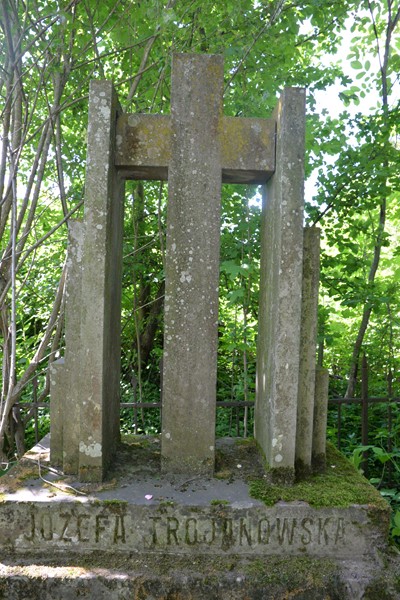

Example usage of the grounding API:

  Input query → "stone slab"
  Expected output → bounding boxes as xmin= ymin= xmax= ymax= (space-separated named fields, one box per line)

xmin=1 ymin=554 xmax=399 ymax=600
xmin=296 ymin=226 xmax=321 ymax=475
xmin=255 ymin=88 xmax=306 ymax=480
xmin=78 ymin=80 xmax=124 ymax=482
xmin=0 ymin=437 xmax=389 ymax=562
xmin=161 ymin=53 xmax=223 ymax=475
xmin=115 ymin=114 xmax=275 ymax=183
xmin=0 ymin=499 xmax=382 ymax=560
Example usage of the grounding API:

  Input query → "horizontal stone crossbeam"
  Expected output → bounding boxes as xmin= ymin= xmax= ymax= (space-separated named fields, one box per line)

xmin=115 ymin=113 xmax=276 ymax=183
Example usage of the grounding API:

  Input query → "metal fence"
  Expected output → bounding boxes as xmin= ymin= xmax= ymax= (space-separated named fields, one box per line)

xmin=14 ymin=355 xmax=399 ymax=475
xmin=13 ymin=399 xmax=255 ymax=446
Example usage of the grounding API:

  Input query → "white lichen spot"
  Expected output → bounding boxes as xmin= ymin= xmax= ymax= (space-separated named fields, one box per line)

xmin=96 ymin=224 xmax=103 ymax=230
xmin=275 ymin=454 xmax=283 ymax=463
xmin=180 ymin=271 xmax=192 ymax=283
xmin=165 ymin=432 xmax=171 ymax=440
xmin=272 ymin=438 xmax=278 ymax=448
xmin=171 ymin=243 xmax=176 ymax=252
xmin=79 ymin=442 xmax=102 ymax=458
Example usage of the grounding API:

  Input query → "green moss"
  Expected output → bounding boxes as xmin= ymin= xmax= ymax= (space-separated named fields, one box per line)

xmin=245 ymin=555 xmax=340 ymax=588
xmin=210 ymin=499 xmax=230 ymax=506
xmin=234 ymin=438 xmax=255 ymax=447
xmin=268 ymin=466 xmax=295 ymax=485
xmin=98 ymin=499 xmax=128 ymax=507
xmin=250 ymin=443 xmax=389 ymax=510
xmin=158 ymin=500 xmax=175 ymax=508
xmin=120 ymin=434 xmax=154 ymax=448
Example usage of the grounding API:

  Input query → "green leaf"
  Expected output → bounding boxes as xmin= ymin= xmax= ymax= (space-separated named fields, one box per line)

xmin=350 ymin=60 xmax=363 ymax=70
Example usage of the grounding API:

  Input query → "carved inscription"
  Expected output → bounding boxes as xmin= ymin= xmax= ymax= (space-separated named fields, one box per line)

xmin=23 ymin=511 xmax=126 ymax=545
xmin=149 ymin=516 xmax=346 ymax=549
xmin=20 ymin=508 xmax=347 ymax=552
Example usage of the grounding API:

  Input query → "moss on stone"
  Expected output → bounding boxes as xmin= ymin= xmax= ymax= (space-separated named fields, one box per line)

xmin=245 ymin=555 xmax=342 ymax=591
xmin=250 ymin=443 xmax=389 ymax=510
xmin=100 ymin=499 xmax=128 ymax=507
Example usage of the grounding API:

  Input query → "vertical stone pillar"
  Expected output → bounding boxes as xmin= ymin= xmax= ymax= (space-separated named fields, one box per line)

xmin=312 ymin=367 xmax=329 ymax=472
xmin=49 ymin=358 xmax=65 ymax=468
xmin=161 ymin=54 xmax=223 ymax=475
xmin=78 ymin=81 xmax=124 ymax=482
xmin=50 ymin=220 xmax=83 ymax=472
xmin=295 ymin=226 xmax=320 ymax=477
xmin=62 ymin=220 xmax=84 ymax=474
xmin=255 ymin=88 xmax=306 ymax=483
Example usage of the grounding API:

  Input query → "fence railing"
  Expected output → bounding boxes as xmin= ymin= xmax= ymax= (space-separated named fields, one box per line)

xmin=328 ymin=355 xmax=399 ymax=478
xmin=13 ymin=354 xmax=398 ymax=479
xmin=13 ymin=399 xmax=255 ymax=447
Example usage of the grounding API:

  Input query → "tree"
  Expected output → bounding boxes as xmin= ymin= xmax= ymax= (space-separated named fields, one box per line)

xmin=308 ymin=0 xmax=400 ymax=397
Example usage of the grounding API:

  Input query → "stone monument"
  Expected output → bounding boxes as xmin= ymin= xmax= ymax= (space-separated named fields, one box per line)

xmin=0 ymin=53 xmax=394 ymax=599
xmin=49 ymin=53 xmax=327 ymax=483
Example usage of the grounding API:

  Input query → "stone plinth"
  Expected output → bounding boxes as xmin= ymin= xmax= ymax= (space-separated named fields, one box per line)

xmin=0 ymin=499 xmax=386 ymax=560
xmin=0 ymin=436 xmax=389 ymax=560
xmin=0 ymin=436 xmax=394 ymax=599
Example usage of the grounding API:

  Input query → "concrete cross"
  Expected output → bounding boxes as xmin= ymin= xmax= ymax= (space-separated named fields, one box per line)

xmin=50 ymin=53 xmax=325 ymax=483
xmin=117 ymin=54 xmax=276 ymax=475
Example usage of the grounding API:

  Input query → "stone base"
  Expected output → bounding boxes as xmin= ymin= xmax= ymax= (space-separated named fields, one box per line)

xmin=0 ymin=436 xmax=398 ymax=599
xmin=1 ymin=553 xmax=399 ymax=600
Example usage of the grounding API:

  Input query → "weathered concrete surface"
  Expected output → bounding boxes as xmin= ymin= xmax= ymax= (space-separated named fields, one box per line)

xmin=115 ymin=114 xmax=275 ymax=183
xmin=295 ymin=227 xmax=321 ymax=477
xmin=50 ymin=221 xmax=84 ymax=474
xmin=255 ymin=88 xmax=306 ymax=481
xmin=161 ymin=54 xmax=223 ymax=475
xmin=220 ymin=116 xmax=275 ymax=183
xmin=313 ymin=366 xmax=330 ymax=472
xmin=1 ymin=554 xmax=399 ymax=600
xmin=49 ymin=359 xmax=65 ymax=467
xmin=115 ymin=113 xmax=171 ymax=180
xmin=78 ymin=81 xmax=125 ymax=482
xmin=0 ymin=560 xmax=339 ymax=600
xmin=63 ymin=220 xmax=84 ymax=474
